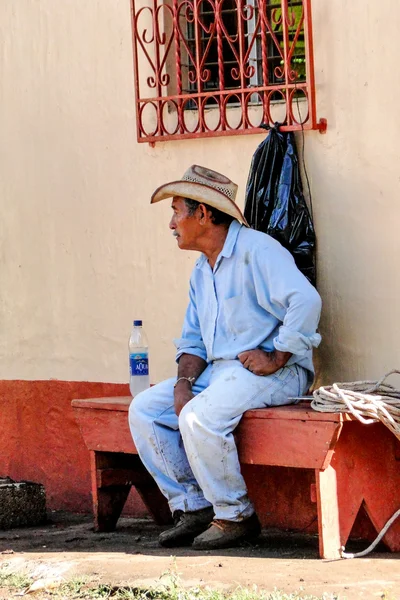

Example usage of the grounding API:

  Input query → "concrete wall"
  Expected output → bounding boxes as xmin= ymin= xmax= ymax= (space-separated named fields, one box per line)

xmin=306 ymin=0 xmax=400 ymax=381
xmin=2 ymin=0 xmax=399 ymax=386
xmin=1 ymin=0 xmax=400 ymax=509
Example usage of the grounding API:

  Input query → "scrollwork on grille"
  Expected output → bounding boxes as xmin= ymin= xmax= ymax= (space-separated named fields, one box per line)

xmin=131 ymin=0 xmax=326 ymax=142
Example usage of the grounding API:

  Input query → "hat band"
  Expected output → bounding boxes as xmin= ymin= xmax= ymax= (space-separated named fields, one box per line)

xmin=182 ymin=175 xmax=235 ymax=199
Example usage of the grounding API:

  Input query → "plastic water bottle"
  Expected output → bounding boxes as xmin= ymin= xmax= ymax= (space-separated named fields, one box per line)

xmin=129 ymin=320 xmax=150 ymax=396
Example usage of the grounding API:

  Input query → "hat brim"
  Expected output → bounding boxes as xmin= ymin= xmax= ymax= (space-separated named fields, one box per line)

xmin=151 ymin=180 xmax=249 ymax=227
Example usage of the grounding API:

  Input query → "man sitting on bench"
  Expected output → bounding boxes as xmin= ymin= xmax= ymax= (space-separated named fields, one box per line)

xmin=129 ymin=165 xmax=322 ymax=550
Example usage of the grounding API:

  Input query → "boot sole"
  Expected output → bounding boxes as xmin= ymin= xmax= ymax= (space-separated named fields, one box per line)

xmin=192 ymin=529 xmax=260 ymax=551
xmin=159 ymin=532 xmax=197 ymax=548
xmin=159 ymin=522 xmax=213 ymax=548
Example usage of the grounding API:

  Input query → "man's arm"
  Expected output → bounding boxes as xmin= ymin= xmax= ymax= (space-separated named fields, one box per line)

xmin=174 ymin=353 xmax=208 ymax=416
xmin=173 ymin=276 xmax=208 ymax=416
xmin=239 ymin=242 xmax=321 ymax=375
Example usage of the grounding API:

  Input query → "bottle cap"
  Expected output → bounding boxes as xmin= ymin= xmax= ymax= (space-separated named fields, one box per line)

xmin=133 ymin=320 xmax=143 ymax=326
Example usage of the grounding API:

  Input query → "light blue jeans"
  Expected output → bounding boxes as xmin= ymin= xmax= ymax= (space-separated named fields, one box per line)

xmin=129 ymin=359 xmax=308 ymax=521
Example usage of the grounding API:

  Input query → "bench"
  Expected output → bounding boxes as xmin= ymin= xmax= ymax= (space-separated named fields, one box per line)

xmin=72 ymin=396 xmax=400 ymax=559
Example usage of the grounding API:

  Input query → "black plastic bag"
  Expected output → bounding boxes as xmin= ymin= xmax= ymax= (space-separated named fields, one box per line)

xmin=244 ymin=127 xmax=316 ymax=286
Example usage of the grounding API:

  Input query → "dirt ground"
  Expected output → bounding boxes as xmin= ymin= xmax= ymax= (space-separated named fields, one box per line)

xmin=0 ymin=512 xmax=399 ymax=599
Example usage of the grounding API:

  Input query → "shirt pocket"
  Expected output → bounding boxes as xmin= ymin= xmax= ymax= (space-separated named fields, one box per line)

xmin=223 ymin=294 xmax=247 ymax=335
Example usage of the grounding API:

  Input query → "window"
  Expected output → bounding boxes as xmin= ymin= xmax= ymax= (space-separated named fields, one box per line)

xmin=131 ymin=0 xmax=325 ymax=142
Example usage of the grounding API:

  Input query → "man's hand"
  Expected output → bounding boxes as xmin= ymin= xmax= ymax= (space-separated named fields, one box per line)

xmin=238 ymin=349 xmax=292 ymax=376
xmin=174 ymin=353 xmax=207 ymax=417
xmin=174 ymin=380 xmax=194 ymax=417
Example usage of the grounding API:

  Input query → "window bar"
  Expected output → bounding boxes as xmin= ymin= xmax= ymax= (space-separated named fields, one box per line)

xmin=172 ymin=0 xmax=182 ymax=95
xmin=236 ymin=0 xmax=246 ymax=127
xmin=131 ymin=0 xmax=143 ymax=143
xmin=236 ymin=0 xmax=246 ymax=90
xmin=244 ymin=0 xmax=259 ymax=124
xmin=172 ymin=0 xmax=184 ymax=133
xmin=280 ymin=0 xmax=292 ymax=127
xmin=153 ymin=0 xmax=162 ymax=91
xmin=260 ymin=0 xmax=268 ymax=89
xmin=246 ymin=0 xmax=259 ymax=87
xmin=152 ymin=0 xmax=163 ymax=136
xmin=216 ymin=1 xmax=225 ymax=92
xmin=303 ymin=0 xmax=320 ymax=130
xmin=215 ymin=0 xmax=226 ymax=129
xmin=194 ymin=0 xmax=206 ymax=131
xmin=259 ymin=0 xmax=269 ymax=123
xmin=286 ymin=1 xmax=305 ymax=126
xmin=286 ymin=3 xmax=304 ymax=80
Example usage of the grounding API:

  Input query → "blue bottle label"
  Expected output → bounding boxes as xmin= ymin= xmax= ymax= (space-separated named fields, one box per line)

xmin=130 ymin=353 xmax=149 ymax=376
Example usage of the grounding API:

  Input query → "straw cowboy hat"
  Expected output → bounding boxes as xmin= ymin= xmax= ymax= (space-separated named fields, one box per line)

xmin=151 ymin=165 xmax=249 ymax=226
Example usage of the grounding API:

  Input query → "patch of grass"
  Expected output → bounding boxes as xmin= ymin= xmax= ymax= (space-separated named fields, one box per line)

xmin=0 ymin=569 xmax=33 ymax=589
xmin=0 ymin=568 xmax=340 ymax=600
xmin=51 ymin=585 xmax=337 ymax=600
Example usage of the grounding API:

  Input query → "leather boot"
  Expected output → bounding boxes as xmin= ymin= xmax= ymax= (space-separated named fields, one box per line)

xmin=192 ymin=513 xmax=261 ymax=550
xmin=158 ymin=507 xmax=214 ymax=548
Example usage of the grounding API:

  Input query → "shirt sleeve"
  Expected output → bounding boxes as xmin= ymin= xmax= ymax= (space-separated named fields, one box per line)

xmin=252 ymin=242 xmax=322 ymax=356
xmin=174 ymin=276 xmax=208 ymax=363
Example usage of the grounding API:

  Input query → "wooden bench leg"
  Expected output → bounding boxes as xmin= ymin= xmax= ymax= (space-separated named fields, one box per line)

xmin=90 ymin=452 xmax=132 ymax=532
xmin=90 ymin=451 xmax=172 ymax=532
xmin=315 ymin=465 xmax=342 ymax=559
xmin=135 ymin=482 xmax=172 ymax=526
xmin=333 ymin=423 xmax=400 ymax=553
xmin=94 ymin=486 xmax=132 ymax=532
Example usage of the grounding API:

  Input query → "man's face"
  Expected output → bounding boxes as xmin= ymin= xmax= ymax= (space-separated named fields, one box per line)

xmin=169 ymin=197 xmax=202 ymax=250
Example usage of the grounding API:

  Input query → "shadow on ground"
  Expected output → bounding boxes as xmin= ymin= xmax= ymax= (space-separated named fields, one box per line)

xmin=0 ymin=511 xmax=392 ymax=560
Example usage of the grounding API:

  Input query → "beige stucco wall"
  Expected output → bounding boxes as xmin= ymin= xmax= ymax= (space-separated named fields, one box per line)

xmin=0 ymin=0 xmax=399 ymax=385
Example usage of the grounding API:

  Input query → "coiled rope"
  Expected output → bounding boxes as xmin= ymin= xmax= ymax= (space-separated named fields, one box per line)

xmin=311 ymin=370 xmax=400 ymax=558
xmin=311 ymin=369 xmax=400 ymax=441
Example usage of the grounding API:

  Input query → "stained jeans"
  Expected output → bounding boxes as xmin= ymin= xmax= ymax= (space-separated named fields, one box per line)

xmin=128 ymin=359 xmax=308 ymax=521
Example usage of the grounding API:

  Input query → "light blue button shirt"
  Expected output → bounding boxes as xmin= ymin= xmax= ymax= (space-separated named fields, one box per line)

xmin=174 ymin=220 xmax=322 ymax=383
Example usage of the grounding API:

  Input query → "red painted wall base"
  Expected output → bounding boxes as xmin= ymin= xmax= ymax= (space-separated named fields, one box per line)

xmin=0 ymin=380 xmax=391 ymax=546
xmin=0 ymin=380 xmax=147 ymax=516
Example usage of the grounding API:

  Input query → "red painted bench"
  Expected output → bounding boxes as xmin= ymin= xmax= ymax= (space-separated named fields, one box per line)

xmin=72 ymin=397 xmax=400 ymax=559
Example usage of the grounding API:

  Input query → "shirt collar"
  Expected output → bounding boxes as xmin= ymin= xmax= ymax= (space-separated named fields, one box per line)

xmin=196 ymin=220 xmax=242 ymax=270
xmin=220 ymin=219 xmax=242 ymax=259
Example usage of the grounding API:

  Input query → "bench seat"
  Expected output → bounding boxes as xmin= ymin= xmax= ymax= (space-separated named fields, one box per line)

xmin=72 ymin=397 xmax=400 ymax=559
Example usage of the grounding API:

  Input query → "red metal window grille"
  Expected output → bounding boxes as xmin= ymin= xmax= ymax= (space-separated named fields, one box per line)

xmin=130 ymin=0 xmax=326 ymax=143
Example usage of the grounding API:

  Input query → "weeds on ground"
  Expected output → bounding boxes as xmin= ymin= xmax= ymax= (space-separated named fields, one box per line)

xmin=0 ymin=569 xmax=33 ymax=589
xmin=0 ymin=566 xmax=340 ymax=600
